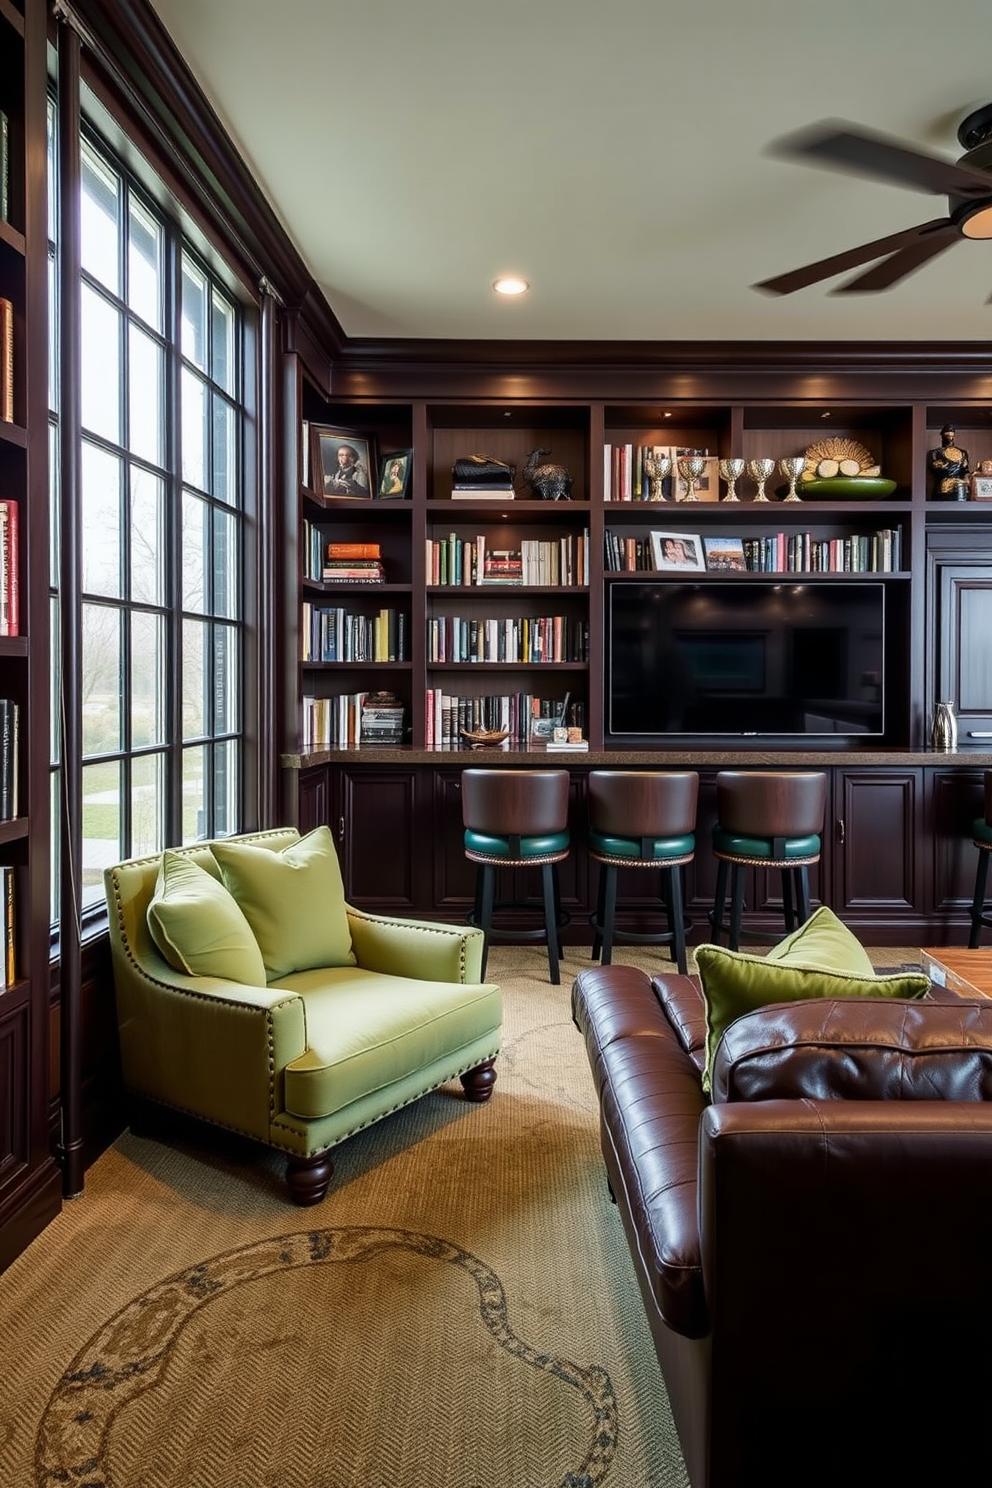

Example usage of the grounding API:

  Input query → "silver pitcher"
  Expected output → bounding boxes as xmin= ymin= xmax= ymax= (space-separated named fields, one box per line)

xmin=931 ymin=700 xmax=958 ymax=752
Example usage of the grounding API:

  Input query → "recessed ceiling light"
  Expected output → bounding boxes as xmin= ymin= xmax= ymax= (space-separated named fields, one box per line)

xmin=493 ymin=276 xmax=529 ymax=296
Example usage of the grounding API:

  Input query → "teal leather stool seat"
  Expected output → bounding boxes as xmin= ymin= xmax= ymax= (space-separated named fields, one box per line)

xmin=710 ymin=770 xmax=827 ymax=949
xmin=588 ymin=770 xmax=698 ymax=974
xmin=970 ymin=772 xmax=992 ymax=947
xmin=462 ymin=768 xmax=571 ymax=984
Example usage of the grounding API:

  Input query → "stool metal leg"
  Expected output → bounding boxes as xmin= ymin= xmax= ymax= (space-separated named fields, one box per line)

xmin=971 ymin=846 xmax=992 ymax=949
xmin=592 ymin=864 xmax=606 ymax=960
xmin=781 ymin=867 xmax=796 ymax=933
xmin=795 ymin=865 xmax=811 ymax=928
xmin=478 ymin=864 xmax=495 ymax=979
xmin=666 ymin=863 xmax=688 ymax=975
xmin=542 ymin=862 xmax=561 ymax=984
xmin=711 ymin=858 xmax=729 ymax=945
xmin=729 ymin=864 xmax=746 ymax=952
xmin=600 ymin=863 xmax=618 ymax=967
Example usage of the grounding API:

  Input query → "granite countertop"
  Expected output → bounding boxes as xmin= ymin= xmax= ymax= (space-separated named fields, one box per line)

xmin=281 ymin=745 xmax=992 ymax=770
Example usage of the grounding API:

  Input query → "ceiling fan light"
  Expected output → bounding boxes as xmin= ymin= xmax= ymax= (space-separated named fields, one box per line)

xmin=493 ymin=276 xmax=529 ymax=296
xmin=961 ymin=204 xmax=992 ymax=240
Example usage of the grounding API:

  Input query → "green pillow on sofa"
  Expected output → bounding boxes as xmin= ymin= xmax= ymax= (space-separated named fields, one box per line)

xmin=211 ymin=825 xmax=355 ymax=981
xmin=147 ymin=850 xmax=267 ymax=986
xmin=695 ymin=906 xmax=930 ymax=1092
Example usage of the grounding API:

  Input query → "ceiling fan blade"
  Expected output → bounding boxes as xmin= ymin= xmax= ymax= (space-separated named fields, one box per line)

xmin=753 ymin=218 xmax=954 ymax=296
xmin=769 ymin=120 xmax=992 ymax=199
xmin=831 ymin=226 xmax=959 ymax=293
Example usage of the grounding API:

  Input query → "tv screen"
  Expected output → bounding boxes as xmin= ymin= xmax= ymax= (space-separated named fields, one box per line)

xmin=607 ymin=580 xmax=885 ymax=740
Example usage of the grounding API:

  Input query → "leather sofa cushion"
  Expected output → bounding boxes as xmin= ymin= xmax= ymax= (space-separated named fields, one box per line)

xmin=713 ymin=997 xmax=992 ymax=1104
xmin=571 ymin=966 xmax=709 ymax=1339
xmin=275 ymin=967 xmax=502 ymax=1120
xmin=651 ymin=973 xmax=707 ymax=1076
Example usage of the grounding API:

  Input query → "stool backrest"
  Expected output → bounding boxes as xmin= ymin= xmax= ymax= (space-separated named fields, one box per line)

xmin=716 ymin=771 xmax=827 ymax=838
xmin=588 ymin=771 xmax=698 ymax=838
xmin=461 ymin=769 xmax=570 ymax=837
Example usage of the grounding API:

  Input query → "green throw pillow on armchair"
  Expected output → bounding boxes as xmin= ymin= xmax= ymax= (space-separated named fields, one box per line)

xmin=695 ymin=906 xmax=930 ymax=1092
xmin=147 ymin=850 xmax=267 ymax=986
xmin=210 ymin=825 xmax=355 ymax=981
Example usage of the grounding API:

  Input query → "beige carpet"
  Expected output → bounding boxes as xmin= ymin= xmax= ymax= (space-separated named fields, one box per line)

xmin=0 ymin=944 xmax=698 ymax=1488
xmin=0 ymin=941 xmax=923 ymax=1488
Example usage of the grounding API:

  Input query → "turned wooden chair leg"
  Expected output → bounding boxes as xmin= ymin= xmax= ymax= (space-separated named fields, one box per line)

xmin=461 ymin=1058 xmax=497 ymax=1103
xmin=286 ymin=1149 xmax=334 ymax=1207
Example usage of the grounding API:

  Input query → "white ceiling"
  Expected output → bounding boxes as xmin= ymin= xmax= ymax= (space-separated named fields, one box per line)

xmin=148 ymin=0 xmax=992 ymax=342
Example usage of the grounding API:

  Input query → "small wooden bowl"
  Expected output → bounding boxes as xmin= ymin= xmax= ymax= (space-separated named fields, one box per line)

xmin=460 ymin=728 xmax=510 ymax=749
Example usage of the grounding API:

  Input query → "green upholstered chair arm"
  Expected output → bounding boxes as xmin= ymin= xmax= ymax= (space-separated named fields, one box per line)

xmin=110 ymin=940 xmax=307 ymax=1141
xmin=347 ymin=908 xmax=485 ymax=984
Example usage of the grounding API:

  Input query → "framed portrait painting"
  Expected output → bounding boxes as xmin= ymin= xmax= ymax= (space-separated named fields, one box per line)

xmin=378 ymin=449 xmax=412 ymax=500
xmin=311 ymin=424 xmax=376 ymax=500
xmin=649 ymin=530 xmax=706 ymax=572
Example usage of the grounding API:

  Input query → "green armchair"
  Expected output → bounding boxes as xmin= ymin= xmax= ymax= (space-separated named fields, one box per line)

xmin=104 ymin=827 xmax=502 ymax=1204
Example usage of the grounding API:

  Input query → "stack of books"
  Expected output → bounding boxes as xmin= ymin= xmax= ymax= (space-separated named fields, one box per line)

xmin=450 ymin=469 xmax=515 ymax=500
xmin=480 ymin=548 xmax=522 ymax=584
xmin=323 ymin=541 xmax=384 ymax=583
xmin=360 ymin=692 xmax=405 ymax=745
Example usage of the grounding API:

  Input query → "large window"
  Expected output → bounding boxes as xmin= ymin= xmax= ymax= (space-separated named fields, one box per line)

xmin=51 ymin=122 xmax=250 ymax=917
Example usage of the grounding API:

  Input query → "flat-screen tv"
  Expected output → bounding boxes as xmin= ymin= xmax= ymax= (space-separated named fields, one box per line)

xmin=606 ymin=580 xmax=885 ymax=741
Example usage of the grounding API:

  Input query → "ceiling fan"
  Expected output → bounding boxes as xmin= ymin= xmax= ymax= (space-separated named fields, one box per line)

xmin=754 ymin=103 xmax=992 ymax=296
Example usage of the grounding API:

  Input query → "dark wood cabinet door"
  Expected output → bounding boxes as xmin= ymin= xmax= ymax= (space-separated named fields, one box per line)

xmin=338 ymin=768 xmax=419 ymax=911
xmin=937 ymin=565 xmax=992 ymax=747
xmin=927 ymin=767 xmax=985 ymax=924
xmin=831 ymin=769 xmax=921 ymax=924
xmin=431 ymin=769 xmax=479 ymax=911
xmin=297 ymin=766 xmax=331 ymax=836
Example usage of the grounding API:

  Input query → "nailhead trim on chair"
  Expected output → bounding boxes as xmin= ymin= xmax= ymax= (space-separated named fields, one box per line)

xmin=712 ymin=849 xmax=821 ymax=868
xmin=464 ymin=850 xmax=570 ymax=867
xmin=589 ymin=849 xmax=695 ymax=869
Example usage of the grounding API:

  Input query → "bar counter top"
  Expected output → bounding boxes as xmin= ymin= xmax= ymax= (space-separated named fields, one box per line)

xmin=281 ymin=746 xmax=992 ymax=770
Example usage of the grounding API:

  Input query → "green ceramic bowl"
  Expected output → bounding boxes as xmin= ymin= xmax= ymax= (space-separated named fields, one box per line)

xmin=797 ymin=477 xmax=898 ymax=501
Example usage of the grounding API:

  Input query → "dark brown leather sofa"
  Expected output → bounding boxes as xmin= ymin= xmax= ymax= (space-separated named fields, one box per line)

xmin=572 ymin=964 xmax=992 ymax=1488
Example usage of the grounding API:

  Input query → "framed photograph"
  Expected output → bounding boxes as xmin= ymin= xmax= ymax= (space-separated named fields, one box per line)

xmin=378 ymin=449 xmax=412 ymax=500
xmin=650 ymin=530 xmax=706 ymax=572
xmin=311 ymin=424 xmax=376 ymax=500
xmin=971 ymin=474 xmax=992 ymax=502
xmin=703 ymin=535 xmax=747 ymax=572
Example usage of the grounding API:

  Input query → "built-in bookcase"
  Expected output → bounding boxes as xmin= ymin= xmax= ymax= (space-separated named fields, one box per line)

xmin=0 ymin=0 xmax=56 ymax=1272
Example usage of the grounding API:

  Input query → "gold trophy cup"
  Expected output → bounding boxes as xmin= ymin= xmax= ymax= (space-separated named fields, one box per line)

xmin=779 ymin=455 xmax=807 ymax=503
xmin=676 ymin=453 xmax=707 ymax=503
xmin=746 ymin=457 xmax=775 ymax=504
xmin=643 ymin=449 xmax=672 ymax=502
xmin=718 ymin=457 xmax=745 ymax=503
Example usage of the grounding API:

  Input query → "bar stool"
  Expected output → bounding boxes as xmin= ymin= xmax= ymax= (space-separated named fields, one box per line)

xmin=462 ymin=769 xmax=571 ymax=984
xmin=587 ymin=770 xmax=698 ymax=974
xmin=710 ymin=770 xmax=827 ymax=950
xmin=969 ymin=772 xmax=992 ymax=947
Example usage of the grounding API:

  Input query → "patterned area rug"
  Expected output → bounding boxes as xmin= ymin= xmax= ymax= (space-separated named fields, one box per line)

xmin=0 ymin=944 xmax=700 ymax=1488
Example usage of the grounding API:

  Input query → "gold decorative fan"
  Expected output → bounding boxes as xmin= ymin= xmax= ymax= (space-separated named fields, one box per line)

xmin=801 ymin=436 xmax=878 ymax=480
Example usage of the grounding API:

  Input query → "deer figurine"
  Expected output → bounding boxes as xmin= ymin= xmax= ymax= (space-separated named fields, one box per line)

xmin=522 ymin=448 xmax=573 ymax=501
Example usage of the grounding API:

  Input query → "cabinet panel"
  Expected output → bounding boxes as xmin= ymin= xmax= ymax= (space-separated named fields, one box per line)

xmin=832 ymin=770 xmax=921 ymax=917
xmin=928 ymin=768 xmax=985 ymax=920
xmin=431 ymin=769 xmax=478 ymax=910
xmin=0 ymin=996 xmax=28 ymax=1189
xmin=338 ymin=769 xmax=418 ymax=910
xmin=938 ymin=566 xmax=992 ymax=744
xmin=297 ymin=765 xmax=331 ymax=836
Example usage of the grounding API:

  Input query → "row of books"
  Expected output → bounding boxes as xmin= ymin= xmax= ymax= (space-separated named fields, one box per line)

xmin=426 ymin=531 xmax=589 ymax=588
xmin=604 ymin=443 xmax=719 ymax=502
xmin=426 ymin=614 xmax=588 ymax=665
xmin=424 ymin=690 xmax=585 ymax=748
xmin=743 ymin=529 xmax=902 ymax=574
xmin=603 ymin=526 xmax=902 ymax=574
xmin=0 ymin=298 xmax=13 ymax=425
xmin=301 ymin=604 xmax=408 ymax=663
xmin=301 ymin=691 xmax=407 ymax=750
xmin=0 ymin=110 xmax=9 ymax=226
xmin=0 ymin=699 xmax=17 ymax=821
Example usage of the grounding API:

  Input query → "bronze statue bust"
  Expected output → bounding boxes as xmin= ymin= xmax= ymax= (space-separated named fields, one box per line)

xmin=928 ymin=424 xmax=970 ymax=501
